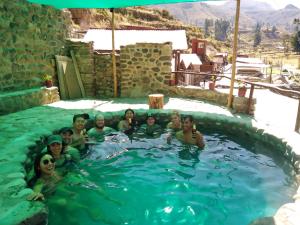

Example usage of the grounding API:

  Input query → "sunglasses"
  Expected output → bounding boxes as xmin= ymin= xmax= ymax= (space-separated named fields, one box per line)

xmin=42 ymin=158 xmax=55 ymax=165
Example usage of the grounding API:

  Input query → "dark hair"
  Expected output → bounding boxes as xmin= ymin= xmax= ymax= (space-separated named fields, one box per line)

xmin=34 ymin=153 xmax=53 ymax=178
xmin=73 ymin=114 xmax=85 ymax=123
xmin=184 ymin=115 xmax=194 ymax=123
xmin=58 ymin=127 xmax=73 ymax=135
xmin=81 ymin=113 xmax=90 ymax=120
xmin=124 ymin=109 xmax=135 ymax=116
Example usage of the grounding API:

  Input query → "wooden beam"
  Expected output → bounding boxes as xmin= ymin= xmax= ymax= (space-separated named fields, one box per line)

xmin=111 ymin=8 xmax=117 ymax=97
xmin=295 ymin=99 xmax=300 ymax=133
xmin=247 ymin=84 xmax=255 ymax=114
xmin=227 ymin=0 xmax=241 ymax=108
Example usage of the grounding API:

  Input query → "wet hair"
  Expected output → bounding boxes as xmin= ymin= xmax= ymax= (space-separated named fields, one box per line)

xmin=124 ymin=109 xmax=135 ymax=116
xmin=184 ymin=115 xmax=194 ymax=123
xmin=171 ymin=110 xmax=181 ymax=119
xmin=81 ymin=113 xmax=90 ymax=120
xmin=58 ymin=127 xmax=73 ymax=135
xmin=73 ymin=114 xmax=86 ymax=123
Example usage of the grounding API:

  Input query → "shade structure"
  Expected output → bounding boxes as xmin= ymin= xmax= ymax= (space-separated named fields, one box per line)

xmin=27 ymin=0 xmax=222 ymax=9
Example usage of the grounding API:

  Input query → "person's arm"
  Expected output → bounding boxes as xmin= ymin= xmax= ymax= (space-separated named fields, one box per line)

xmin=27 ymin=179 xmax=45 ymax=201
xmin=196 ymin=132 xmax=205 ymax=149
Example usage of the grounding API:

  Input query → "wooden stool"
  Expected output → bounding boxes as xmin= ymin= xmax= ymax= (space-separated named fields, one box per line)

xmin=148 ymin=94 xmax=164 ymax=109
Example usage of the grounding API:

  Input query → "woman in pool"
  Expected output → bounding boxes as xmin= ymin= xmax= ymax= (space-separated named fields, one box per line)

xmin=167 ymin=110 xmax=182 ymax=132
xmin=27 ymin=153 xmax=60 ymax=201
xmin=118 ymin=109 xmax=138 ymax=135
xmin=176 ymin=115 xmax=205 ymax=149
xmin=166 ymin=110 xmax=182 ymax=143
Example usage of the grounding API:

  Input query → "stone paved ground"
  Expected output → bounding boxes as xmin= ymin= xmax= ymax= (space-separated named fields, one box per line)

xmin=50 ymin=89 xmax=299 ymax=133
xmin=1 ymin=90 xmax=300 ymax=225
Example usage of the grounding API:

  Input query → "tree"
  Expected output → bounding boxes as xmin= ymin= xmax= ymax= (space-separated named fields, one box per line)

xmin=271 ymin=26 xmax=277 ymax=34
xmin=214 ymin=19 xmax=230 ymax=41
xmin=291 ymin=31 xmax=300 ymax=53
xmin=204 ymin=19 xmax=210 ymax=37
xmin=253 ymin=23 xmax=262 ymax=47
xmin=294 ymin=18 xmax=300 ymax=32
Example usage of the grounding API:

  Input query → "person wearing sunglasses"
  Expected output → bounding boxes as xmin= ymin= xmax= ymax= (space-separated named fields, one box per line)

xmin=27 ymin=153 xmax=60 ymax=201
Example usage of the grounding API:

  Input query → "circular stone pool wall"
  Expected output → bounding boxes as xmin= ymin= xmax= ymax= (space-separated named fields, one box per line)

xmin=0 ymin=107 xmax=299 ymax=225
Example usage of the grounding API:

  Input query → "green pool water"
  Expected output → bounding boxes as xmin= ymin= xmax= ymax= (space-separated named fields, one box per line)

xmin=47 ymin=131 xmax=297 ymax=225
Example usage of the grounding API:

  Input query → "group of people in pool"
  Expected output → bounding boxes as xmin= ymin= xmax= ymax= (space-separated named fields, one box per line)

xmin=27 ymin=109 xmax=205 ymax=201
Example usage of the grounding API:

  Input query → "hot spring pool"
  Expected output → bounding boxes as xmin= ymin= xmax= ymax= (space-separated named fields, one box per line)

xmin=46 ymin=130 xmax=297 ymax=225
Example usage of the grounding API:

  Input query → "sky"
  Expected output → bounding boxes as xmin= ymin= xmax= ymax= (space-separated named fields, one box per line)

xmin=207 ymin=0 xmax=300 ymax=9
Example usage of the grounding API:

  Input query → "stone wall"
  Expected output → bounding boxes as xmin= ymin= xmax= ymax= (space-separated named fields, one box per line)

xmin=120 ymin=43 xmax=172 ymax=97
xmin=94 ymin=54 xmax=121 ymax=98
xmin=0 ymin=87 xmax=60 ymax=115
xmin=66 ymin=40 xmax=95 ymax=97
xmin=66 ymin=41 xmax=255 ymax=114
xmin=0 ymin=0 xmax=71 ymax=93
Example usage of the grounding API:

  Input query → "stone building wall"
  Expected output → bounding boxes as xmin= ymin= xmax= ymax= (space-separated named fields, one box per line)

xmin=120 ymin=43 xmax=172 ymax=97
xmin=0 ymin=0 xmax=71 ymax=93
xmin=66 ymin=40 xmax=255 ymax=114
xmin=94 ymin=54 xmax=121 ymax=98
xmin=65 ymin=40 xmax=96 ymax=97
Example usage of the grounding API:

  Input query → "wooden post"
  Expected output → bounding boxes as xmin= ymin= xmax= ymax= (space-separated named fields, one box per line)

xmin=227 ymin=0 xmax=241 ymax=108
xmin=148 ymin=94 xmax=164 ymax=109
xmin=111 ymin=8 xmax=117 ymax=97
xmin=295 ymin=99 xmax=300 ymax=133
xmin=247 ymin=84 xmax=255 ymax=115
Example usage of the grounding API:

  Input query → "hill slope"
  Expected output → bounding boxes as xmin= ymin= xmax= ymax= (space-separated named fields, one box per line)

xmin=68 ymin=7 xmax=206 ymax=48
xmin=155 ymin=1 xmax=300 ymax=32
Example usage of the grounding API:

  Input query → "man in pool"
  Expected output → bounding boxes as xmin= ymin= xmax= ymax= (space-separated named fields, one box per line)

xmin=71 ymin=114 xmax=88 ymax=151
xmin=87 ymin=113 xmax=115 ymax=142
xmin=176 ymin=115 xmax=205 ymax=149
xmin=58 ymin=127 xmax=80 ymax=162
xmin=139 ymin=113 xmax=162 ymax=137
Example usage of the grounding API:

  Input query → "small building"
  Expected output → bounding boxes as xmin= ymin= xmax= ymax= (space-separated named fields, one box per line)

xmin=236 ymin=57 xmax=270 ymax=77
xmin=83 ymin=29 xmax=188 ymax=53
xmin=179 ymin=53 xmax=202 ymax=71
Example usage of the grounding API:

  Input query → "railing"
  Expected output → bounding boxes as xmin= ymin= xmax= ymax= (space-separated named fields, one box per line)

xmin=172 ymin=70 xmax=300 ymax=132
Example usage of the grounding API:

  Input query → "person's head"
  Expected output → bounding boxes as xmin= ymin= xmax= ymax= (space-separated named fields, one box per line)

xmin=47 ymin=135 xmax=63 ymax=156
xmin=58 ymin=127 xmax=73 ymax=145
xmin=94 ymin=113 xmax=105 ymax=129
xmin=73 ymin=114 xmax=86 ymax=131
xmin=81 ymin=113 xmax=90 ymax=120
xmin=183 ymin=115 xmax=194 ymax=132
xmin=34 ymin=153 xmax=55 ymax=178
xmin=124 ymin=109 xmax=135 ymax=121
xmin=146 ymin=113 xmax=156 ymax=126
xmin=171 ymin=111 xmax=181 ymax=125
